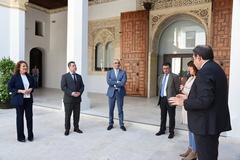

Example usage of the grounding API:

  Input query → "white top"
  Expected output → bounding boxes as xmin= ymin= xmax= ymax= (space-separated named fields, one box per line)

xmin=20 ymin=74 xmax=30 ymax=98
xmin=182 ymin=76 xmax=196 ymax=96
xmin=162 ymin=74 xmax=169 ymax=97
xmin=181 ymin=76 xmax=196 ymax=124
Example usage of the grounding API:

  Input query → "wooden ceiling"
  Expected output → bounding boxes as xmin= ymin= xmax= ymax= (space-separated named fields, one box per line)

xmin=29 ymin=0 xmax=95 ymax=9
xmin=29 ymin=0 xmax=67 ymax=9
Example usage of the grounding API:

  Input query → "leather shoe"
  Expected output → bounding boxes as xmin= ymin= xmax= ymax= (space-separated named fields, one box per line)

xmin=155 ymin=131 xmax=165 ymax=136
xmin=120 ymin=126 xmax=126 ymax=131
xmin=64 ymin=130 xmax=69 ymax=136
xmin=28 ymin=136 xmax=34 ymax=142
xmin=168 ymin=133 xmax=174 ymax=139
xmin=74 ymin=129 xmax=83 ymax=134
xmin=107 ymin=125 xmax=113 ymax=130
xmin=17 ymin=139 xmax=26 ymax=142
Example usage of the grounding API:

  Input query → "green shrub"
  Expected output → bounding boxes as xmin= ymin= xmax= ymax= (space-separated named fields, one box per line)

xmin=0 ymin=57 xmax=15 ymax=103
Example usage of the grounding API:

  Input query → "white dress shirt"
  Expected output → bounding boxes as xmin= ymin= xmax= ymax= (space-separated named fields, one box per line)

xmin=114 ymin=69 xmax=119 ymax=79
xmin=20 ymin=74 xmax=30 ymax=98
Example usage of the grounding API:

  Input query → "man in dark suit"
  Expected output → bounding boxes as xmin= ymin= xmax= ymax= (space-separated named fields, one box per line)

xmin=156 ymin=62 xmax=180 ymax=139
xmin=61 ymin=61 xmax=84 ymax=136
xmin=169 ymin=45 xmax=231 ymax=160
xmin=106 ymin=59 xmax=127 ymax=131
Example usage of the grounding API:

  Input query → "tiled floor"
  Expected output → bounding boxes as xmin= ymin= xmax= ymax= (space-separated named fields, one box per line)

xmin=33 ymin=88 xmax=188 ymax=130
xmin=0 ymin=107 xmax=239 ymax=160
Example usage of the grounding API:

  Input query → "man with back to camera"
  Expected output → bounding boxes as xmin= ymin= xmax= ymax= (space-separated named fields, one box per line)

xmin=168 ymin=45 xmax=231 ymax=160
xmin=61 ymin=61 xmax=84 ymax=136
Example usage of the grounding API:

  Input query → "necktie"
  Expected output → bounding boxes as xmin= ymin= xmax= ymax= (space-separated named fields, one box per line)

xmin=160 ymin=74 xmax=167 ymax=97
xmin=73 ymin=74 xmax=77 ymax=85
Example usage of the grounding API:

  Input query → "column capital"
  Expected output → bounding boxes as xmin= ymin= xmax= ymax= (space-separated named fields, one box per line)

xmin=0 ymin=0 xmax=28 ymax=10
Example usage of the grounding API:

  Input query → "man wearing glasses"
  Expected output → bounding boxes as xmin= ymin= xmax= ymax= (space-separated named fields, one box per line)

xmin=106 ymin=59 xmax=127 ymax=131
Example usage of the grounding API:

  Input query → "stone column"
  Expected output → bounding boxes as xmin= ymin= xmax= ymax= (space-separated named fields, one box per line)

xmin=228 ymin=0 xmax=240 ymax=138
xmin=0 ymin=0 xmax=27 ymax=62
xmin=67 ymin=0 xmax=90 ymax=109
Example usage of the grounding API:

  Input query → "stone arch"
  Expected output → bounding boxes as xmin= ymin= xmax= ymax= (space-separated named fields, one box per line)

xmin=29 ymin=47 xmax=44 ymax=87
xmin=93 ymin=29 xmax=114 ymax=46
xmin=151 ymin=13 xmax=208 ymax=55
xmin=92 ymin=29 xmax=115 ymax=72
xmin=148 ymin=13 xmax=208 ymax=97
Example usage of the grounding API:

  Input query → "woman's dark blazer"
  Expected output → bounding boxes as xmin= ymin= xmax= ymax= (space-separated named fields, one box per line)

xmin=8 ymin=73 xmax=34 ymax=106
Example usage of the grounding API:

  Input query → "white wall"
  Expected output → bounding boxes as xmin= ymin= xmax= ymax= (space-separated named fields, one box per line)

xmin=0 ymin=6 xmax=25 ymax=61
xmin=25 ymin=7 xmax=67 ymax=89
xmin=89 ymin=0 xmax=136 ymax=20
xmin=48 ymin=11 xmax=67 ymax=89
xmin=228 ymin=0 xmax=240 ymax=138
xmin=25 ymin=7 xmax=50 ymax=88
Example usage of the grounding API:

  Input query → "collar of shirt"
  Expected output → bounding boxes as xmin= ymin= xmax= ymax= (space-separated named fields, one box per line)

xmin=200 ymin=60 xmax=209 ymax=69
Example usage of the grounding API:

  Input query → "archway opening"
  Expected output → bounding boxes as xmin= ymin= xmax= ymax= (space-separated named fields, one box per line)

xmin=149 ymin=14 xmax=207 ymax=97
xmin=30 ymin=48 xmax=43 ymax=88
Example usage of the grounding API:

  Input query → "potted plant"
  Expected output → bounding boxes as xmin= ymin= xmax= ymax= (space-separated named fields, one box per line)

xmin=0 ymin=57 xmax=15 ymax=109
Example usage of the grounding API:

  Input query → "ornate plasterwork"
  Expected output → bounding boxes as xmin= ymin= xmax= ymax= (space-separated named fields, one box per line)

xmin=190 ymin=8 xmax=209 ymax=25
xmin=137 ymin=0 xmax=211 ymax=10
xmin=89 ymin=0 xmax=117 ymax=6
xmin=150 ymin=3 xmax=211 ymax=39
xmin=88 ymin=17 xmax=120 ymax=74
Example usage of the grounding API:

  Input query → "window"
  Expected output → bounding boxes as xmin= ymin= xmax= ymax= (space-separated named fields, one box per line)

xmin=95 ymin=41 xmax=115 ymax=71
xmin=104 ymin=42 xmax=114 ymax=71
xmin=186 ymin=31 xmax=195 ymax=48
xmin=95 ymin=43 xmax=104 ymax=71
xmin=35 ymin=21 xmax=44 ymax=37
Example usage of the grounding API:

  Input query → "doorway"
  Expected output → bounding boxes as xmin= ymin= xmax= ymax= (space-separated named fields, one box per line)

xmin=30 ymin=48 xmax=43 ymax=88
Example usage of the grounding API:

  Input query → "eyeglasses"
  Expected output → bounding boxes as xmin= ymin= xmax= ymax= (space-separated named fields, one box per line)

xmin=114 ymin=62 xmax=120 ymax=64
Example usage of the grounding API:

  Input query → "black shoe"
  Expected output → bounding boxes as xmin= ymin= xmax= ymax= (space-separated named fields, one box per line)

xmin=28 ymin=136 xmax=34 ymax=142
xmin=155 ymin=131 xmax=165 ymax=136
xmin=168 ymin=133 xmax=174 ymax=139
xmin=107 ymin=125 xmax=113 ymax=130
xmin=64 ymin=130 xmax=69 ymax=136
xmin=120 ymin=126 xmax=126 ymax=131
xmin=74 ymin=129 xmax=83 ymax=134
xmin=17 ymin=139 xmax=26 ymax=142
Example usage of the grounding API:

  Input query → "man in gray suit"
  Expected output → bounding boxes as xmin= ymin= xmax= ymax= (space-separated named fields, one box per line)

xmin=156 ymin=62 xmax=180 ymax=139
xmin=106 ymin=59 xmax=127 ymax=131
xmin=61 ymin=61 xmax=84 ymax=136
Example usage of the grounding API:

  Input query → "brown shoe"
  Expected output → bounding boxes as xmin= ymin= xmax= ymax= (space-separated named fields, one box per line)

xmin=182 ymin=151 xmax=197 ymax=160
xmin=180 ymin=147 xmax=192 ymax=157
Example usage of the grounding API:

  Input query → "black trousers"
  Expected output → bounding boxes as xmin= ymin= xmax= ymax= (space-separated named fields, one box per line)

xmin=16 ymin=99 xmax=33 ymax=140
xmin=64 ymin=102 xmax=81 ymax=131
xmin=195 ymin=134 xmax=220 ymax=160
xmin=159 ymin=97 xmax=176 ymax=133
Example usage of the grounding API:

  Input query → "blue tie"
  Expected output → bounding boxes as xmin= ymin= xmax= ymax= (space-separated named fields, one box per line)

xmin=160 ymin=74 xmax=167 ymax=97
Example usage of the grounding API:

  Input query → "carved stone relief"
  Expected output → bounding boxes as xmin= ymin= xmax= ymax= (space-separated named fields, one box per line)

xmin=137 ymin=0 xmax=211 ymax=10
xmin=88 ymin=18 xmax=120 ymax=74
xmin=89 ymin=0 xmax=117 ymax=6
